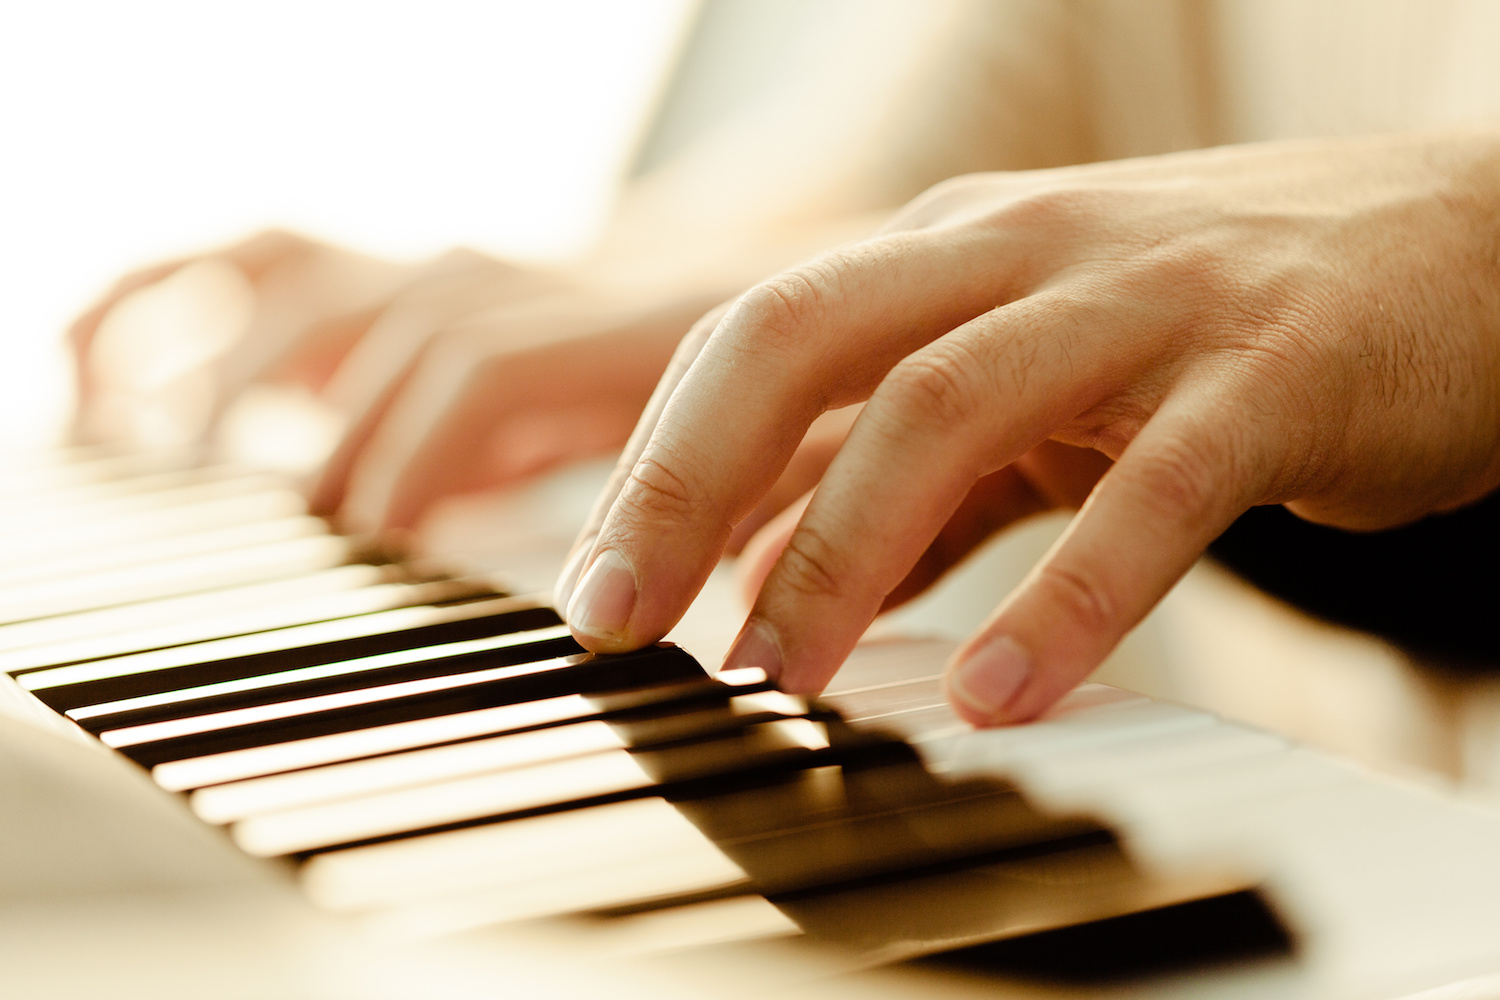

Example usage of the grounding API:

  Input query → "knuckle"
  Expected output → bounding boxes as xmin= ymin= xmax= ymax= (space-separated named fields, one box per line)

xmin=774 ymin=523 xmax=847 ymax=601
xmin=1134 ymin=430 xmax=1226 ymax=521
xmin=617 ymin=453 xmax=699 ymax=524
xmin=981 ymin=185 xmax=1101 ymax=236
xmin=883 ymin=340 xmax=987 ymax=430
xmin=236 ymin=228 xmax=317 ymax=268
xmin=730 ymin=260 xmax=845 ymax=354
xmin=891 ymin=172 xmax=999 ymax=227
xmin=1034 ymin=561 xmax=1117 ymax=635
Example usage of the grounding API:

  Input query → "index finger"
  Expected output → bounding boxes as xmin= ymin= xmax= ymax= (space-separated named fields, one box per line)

xmin=553 ymin=302 xmax=728 ymax=613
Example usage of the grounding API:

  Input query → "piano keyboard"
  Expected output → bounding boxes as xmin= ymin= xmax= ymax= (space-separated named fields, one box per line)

xmin=0 ymin=445 xmax=1288 ymax=980
xmin=21 ymin=446 xmax=1500 ymax=999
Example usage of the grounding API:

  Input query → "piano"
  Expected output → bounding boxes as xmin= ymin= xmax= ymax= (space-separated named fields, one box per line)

xmin=3 ymin=447 xmax=1500 ymax=1000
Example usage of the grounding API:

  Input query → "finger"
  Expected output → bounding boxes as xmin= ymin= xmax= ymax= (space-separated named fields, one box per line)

xmin=567 ymin=232 xmax=1038 ymax=651
xmin=321 ymin=251 xmax=559 ymax=417
xmin=203 ymin=242 xmax=406 ymax=427
xmin=725 ymin=404 xmax=859 ymax=555
xmin=309 ymin=298 xmax=478 ymax=517
xmin=727 ymin=290 xmax=1125 ymax=691
xmin=944 ymin=395 xmax=1266 ymax=726
xmin=341 ymin=316 xmax=673 ymax=535
xmin=310 ymin=259 xmax=560 ymax=515
xmin=553 ymin=303 xmax=729 ymax=613
xmin=736 ymin=466 xmax=1050 ymax=614
xmin=267 ymin=304 xmax=385 ymax=392
xmin=67 ymin=259 xmax=186 ymax=377
xmin=66 ymin=230 xmax=300 ymax=368
xmin=68 ymin=229 xmax=316 ymax=382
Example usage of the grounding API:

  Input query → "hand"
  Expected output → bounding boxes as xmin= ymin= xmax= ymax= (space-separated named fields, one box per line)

xmin=68 ymin=230 xmax=413 ymax=446
xmin=67 ymin=230 xmax=656 ymax=532
xmin=558 ymin=128 xmax=1500 ymax=726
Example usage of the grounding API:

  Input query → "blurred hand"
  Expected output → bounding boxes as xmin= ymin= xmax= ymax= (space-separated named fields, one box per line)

xmin=68 ymin=226 xmax=840 ymax=539
xmin=69 ymin=230 xmax=412 ymax=446
xmin=559 ymin=128 xmax=1500 ymax=726
xmin=67 ymin=230 xmax=673 ymax=532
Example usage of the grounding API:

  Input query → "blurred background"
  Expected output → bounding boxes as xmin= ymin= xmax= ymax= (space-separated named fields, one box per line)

xmin=0 ymin=0 xmax=694 ymax=447
xmin=6 ymin=0 xmax=1500 ymax=799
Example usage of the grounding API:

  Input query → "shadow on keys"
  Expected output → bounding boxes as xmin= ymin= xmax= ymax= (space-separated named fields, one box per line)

xmin=6 ymin=447 xmax=1500 ymax=999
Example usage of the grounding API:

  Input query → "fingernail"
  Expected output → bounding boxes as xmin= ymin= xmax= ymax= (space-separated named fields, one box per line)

xmin=722 ymin=619 xmax=784 ymax=683
xmin=566 ymin=548 xmax=638 ymax=642
xmin=553 ymin=537 xmax=595 ymax=613
xmin=948 ymin=635 xmax=1032 ymax=722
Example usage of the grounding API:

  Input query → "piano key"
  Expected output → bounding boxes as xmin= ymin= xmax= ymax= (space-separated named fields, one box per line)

xmin=0 ymin=562 xmax=397 ymax=654
xmin=301 ymin=797 xmax=750 ymax=923
xmin=0 ymin=444 xmax=107 ymax=477
xmin=567 ymin=894 xmax=802 ymax=958
xmin=1089 ymin=747 xmax=1350 ymax=824
xmin=670 ymin=765 xmax=1105 ymax=898
xmin=0 ymin=447 xmax=198 ymax=499
xmin=99 ymin=653 xmax=585 ymax=749
xmin=299 ymin=751 xmax=1102 ymax=928
xmin=0 ymin=533 xmax=361 ymax=624
xmin=24 ymin=594 xmax=561 ymax=702
xmin=108 ymin=644 xmax=705 ymax=766
xmin=151 ymin=669 xmax=776 ymax=791
xmin=190 ymin=691 xmax=814 ymax=824
xmin=0 ymin=464 xmax=268 ymax=520
xmin=231 ymin=740 xmax=657 ymax=856
xmin=603 ymin=690 xmax=809 ymax=747
xmin=68 ymin=624 xmax=580 ymax=730
xmin=192 ymin=720 xmax=632 ymax=824
xmin=0 ymin=514 xmax=329 ymax=590
xmin=363 ymin=844 xmax=753 ymax=939
xmin=767 ymin=838 xmax=1253 ymax=965
xmin=154 ymin=694 xmax=599 ymax=791
xmin=1 ymin=487 xmax=306 ymax=561
xmin=0 ymin=575 xmax=495 ymax=675
xmin=1006 ymin=725 xmax=1291 ymax=805
xmin=926 ymin=699 xmax=1218 ymax=775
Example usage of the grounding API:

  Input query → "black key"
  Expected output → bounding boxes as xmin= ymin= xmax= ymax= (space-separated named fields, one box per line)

xmin=75 ymin=633 xmax=584 ymax=733
xmin=31 ymin=600 xmax=563 ymax=710
xmin=153 ymin=669 xmax=782 ymax=791
xmin=114 ymin=645 xmax=705 ymax=768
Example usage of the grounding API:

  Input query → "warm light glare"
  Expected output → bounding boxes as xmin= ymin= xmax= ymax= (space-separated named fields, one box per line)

xmin=0 ymin=0 xmax=696 ymax=448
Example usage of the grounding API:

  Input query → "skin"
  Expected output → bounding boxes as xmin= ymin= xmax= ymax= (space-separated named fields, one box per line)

xmin=558 ymin=128 xmax=1500 ymax=727
xmin=70 ymin=224 xmax=872 ymax=542
xmin=69 ymin=231 xmax=702 ymax=534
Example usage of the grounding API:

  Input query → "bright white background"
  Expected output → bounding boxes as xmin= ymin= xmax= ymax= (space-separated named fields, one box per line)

xmin=0 ymin=0 xmax=694 ymax=448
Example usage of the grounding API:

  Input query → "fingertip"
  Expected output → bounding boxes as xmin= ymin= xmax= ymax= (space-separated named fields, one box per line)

xmin=721 ymin=618 xmax=785 ymax=685
xmin=565 ymin=548 xmax=640 ymax=650
xmin=377 ymin=483 xmax=431 ymax=536
xmin=943 ymin=634 xmax=1033 ymax=727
